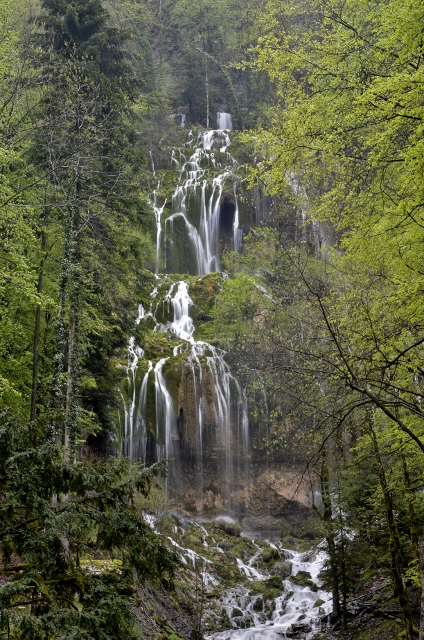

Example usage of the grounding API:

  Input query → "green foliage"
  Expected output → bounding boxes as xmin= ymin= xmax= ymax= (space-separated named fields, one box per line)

xmin=0 ymin=410 xmax=177 ymax=639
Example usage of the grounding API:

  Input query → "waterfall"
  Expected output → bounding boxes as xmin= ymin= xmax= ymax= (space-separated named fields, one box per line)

xmin=159 ymin=127 xmax=239 ymax=275
xmin=217 ymin=112 xmax=233 ymax=131
xmin=121 ymin=118 xmax=250 ymax=514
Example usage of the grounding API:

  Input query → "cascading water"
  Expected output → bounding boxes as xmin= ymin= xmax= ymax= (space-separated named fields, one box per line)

xmin=121 ymin=116 xmax=249 ymax=512
xmin=152 ymin=126 xmax=241 ymax=275
xmin=121 ymin=117 xmax=332 ymax=638
xmin=207 ymin=543 xmax=332 ymax=640
xmin=217 ymin=112 xmax=233 ymax=131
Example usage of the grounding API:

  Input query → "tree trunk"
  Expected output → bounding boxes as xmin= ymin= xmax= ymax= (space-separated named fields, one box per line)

xmin=371 ymin=428 xmax=415 ymax=640
xmin=402 ymin=453 xmax=420 ymax=569
xmin=64 ymin=261 xmax=80 ymax=462
xmin=320 ymin=452 xmax=341 ymax=622
xmin=419 ymin=536 xmax=424 ymax=640
xmin=30 ymin=204 xmax=49 ymax=424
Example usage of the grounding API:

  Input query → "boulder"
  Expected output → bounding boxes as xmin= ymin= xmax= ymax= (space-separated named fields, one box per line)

xmin=271 ymin=560 xmax=293 ymax=579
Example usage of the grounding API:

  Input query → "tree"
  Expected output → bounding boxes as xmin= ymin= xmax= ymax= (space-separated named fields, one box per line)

xmin=27 ymin=0 xmax=149 ymax=457
xmin=0 ymin=410 xmax=177 ymax=639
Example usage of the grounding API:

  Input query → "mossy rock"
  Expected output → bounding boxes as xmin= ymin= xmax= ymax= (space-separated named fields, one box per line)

xmin=271 ymin=560 xmax=292 ymax=579
xmin=313 ymin=598 xmax=325 ymax=608
xmin=213 ymin=520 xmax=242 ymax=537
xmin=227 ymin=543 xmax=248 ymax=560
xmin=262 ymin=547 xmax=280 ymax=563
xmin=183 ymin=533 xmax=202 ymax=547
xmin=253 ymin=597 xmax=264 ymax=611
xmin=231 ymin=607 xmax=243 ymax=618
xmin=265 ymin=576 xmax=282 ymax=590
xmin=289 ymin=571 xmax=318 ymax=592
xmin=160 ymin=515 xmax=179 ymax=536
xmin=143 ymin=331 xmax=176 ymax=359
xmin=161 ymin=359 xmax=183 ymax=406
xmin=215 ymin=560 xmax=240 ymax=584
xmin=248 ymin=580 xmax=267 ymax=596
xmin=182 ymin=498 xmax=197 ymax=513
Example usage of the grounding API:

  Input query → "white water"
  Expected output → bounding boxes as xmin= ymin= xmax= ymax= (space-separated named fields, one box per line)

xmin=124 ymin=278 xmax=249 ymax=511
xmin=121 ymin=116 xmax=250 ymax=510
xmin=217 ymin=112 xmax=233 ymax=131
xmin=123 ymin=115 xmax=331 ymax=638
xmin=207 ymin=544 xmax=332 ymax=640
xmin=153 ymin=123 xmax=240 ymax=275
xmin=143 ymin=512 xmax=331 ymax=640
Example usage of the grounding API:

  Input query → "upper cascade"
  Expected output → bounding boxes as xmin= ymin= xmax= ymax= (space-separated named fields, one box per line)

xmin=150 ymin=124 xmax=241 ymax=276
xmin=217 ymin=112 xmax=233 ymax=131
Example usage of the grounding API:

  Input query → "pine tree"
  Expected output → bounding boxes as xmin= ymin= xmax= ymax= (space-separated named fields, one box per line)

xmin=0 ymin=410 xmax=177 ymax=639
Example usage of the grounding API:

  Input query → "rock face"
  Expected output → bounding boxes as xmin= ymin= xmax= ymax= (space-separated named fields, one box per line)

xmin=165 ymin=353 xmax=315 ymax=530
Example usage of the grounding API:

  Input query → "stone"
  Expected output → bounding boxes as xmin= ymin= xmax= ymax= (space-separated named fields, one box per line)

xmin=286 ymin=622 xmax=312 ymax=638
xmin=271 ymin=560 xmax=293 ymax=579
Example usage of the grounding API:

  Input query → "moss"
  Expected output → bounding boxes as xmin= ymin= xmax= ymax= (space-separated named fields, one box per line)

xmin=262 ymin=547 xmax=280 ymax=563
xmin=265 ymin=576 xmax=282 ymax=590
xmin=214 ymin=560 xmax=240 ymax=584
xmin=213 ymin=520 xmax=242 ymax=537
xmin=188 ymin=273 xmax=222 ymax=338
xmin=227 ymin=542 xmax=246 ymax=560
xmin=159 ymin=515 xmax=179 ymax=536
xmin=143 ymin=331 xmax=176 ymax=360
xmin=145 ymin=371 xmax=156 ymax=436
xmin=248 ymin=580 xmax=267 ymax=595
xmin=183 ymin=533 xmax=202 ymax=547
xmin=162 ymin=359 xmax=183 ymax=406
xmin=289 ymin=571 xmax=318 ymax=591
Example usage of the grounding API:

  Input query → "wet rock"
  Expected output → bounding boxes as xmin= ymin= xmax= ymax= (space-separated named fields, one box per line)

xmin=265 ymin=576 xmax=283 ymax=590
xmin=231 ymin=607 xmax=243 ymax=618
xmin=213 ymin=520 xmax=242 ymax=537
xmin=262 ymin=547 xmax=280 ymax=563
xmin=285 ymin=622 xmax=312 ymax=638
xmin=313 ymin=598 xmax=325 ymax=608
xmin=289 ymin=570 xmax=318 ymax=591
xmin=271 ymin=560 xmax=293 ymax=579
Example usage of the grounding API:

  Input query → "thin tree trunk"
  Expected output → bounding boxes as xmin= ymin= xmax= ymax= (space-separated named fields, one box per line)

xmin=419 ymin=536 xmax=424 ymax=640
xmin=371 ymin=428 xmax=415 ymax=640
xmin=320 ymin=452 xmax=341 ymax=622
xmin=402 ymin=454 xmax=420 ymax=567
xmin=30 ymin=205 xmax=49 ymax=424
xmin=205 ymin=53 xmax=209 ymax=129
xmin=48 ymin=210 xmax=72 ymax=443
xmin=64 ymin=265 xmax=80 ymax=462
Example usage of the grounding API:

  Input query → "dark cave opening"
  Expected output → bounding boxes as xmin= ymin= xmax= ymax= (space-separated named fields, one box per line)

xmin=219 ymin=198 xmax=236 ymax=235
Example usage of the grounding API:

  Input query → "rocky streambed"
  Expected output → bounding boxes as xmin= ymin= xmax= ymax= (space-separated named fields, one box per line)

xmin=148 ymin=513 xmax=332 ymax=640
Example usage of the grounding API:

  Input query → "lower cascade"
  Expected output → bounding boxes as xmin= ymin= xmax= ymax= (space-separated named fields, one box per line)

xmin=144 ymin=514 xmax=332 ymax=640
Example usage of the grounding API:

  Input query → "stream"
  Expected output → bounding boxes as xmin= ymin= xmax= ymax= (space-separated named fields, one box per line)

xmin=206 ymin=537 xmax=332 ymax=640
